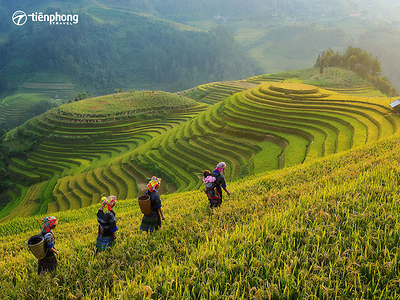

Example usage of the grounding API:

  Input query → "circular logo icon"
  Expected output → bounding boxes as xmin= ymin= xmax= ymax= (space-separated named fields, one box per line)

xmin=12 ymin=11 xmax=27 ymax=26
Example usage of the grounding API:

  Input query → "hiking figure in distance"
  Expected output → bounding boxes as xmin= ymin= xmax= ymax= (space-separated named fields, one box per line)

xmin=37 ymin=216 xmax=59 ymax=275
xmin=96 ymin=196 xmax=118 ymax=253
xmin=140 ymin=176 xmax=165 ymax=233
xmin=209 ymin=162 xmax=231 ymax=208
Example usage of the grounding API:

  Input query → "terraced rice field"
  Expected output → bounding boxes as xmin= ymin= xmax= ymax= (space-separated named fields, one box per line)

xmin=324 ymin=85 xmax=386 ymax=97
xmin=0 ymin=80 xmax=76 ymax=126
xmin=133 ymin=82 xmax=399 ymax=193
xmin=195 ymin=82 xmax=249 ymax=104
xmin=1 ymin=92 xmax=206 ymax=219
xmin=1 ymin=80 xmax=399 ymax=220
xmin=19 ymin=81 xmax=76 ymax=101
xmin=0 ymin=94 xmax=32 ymax=124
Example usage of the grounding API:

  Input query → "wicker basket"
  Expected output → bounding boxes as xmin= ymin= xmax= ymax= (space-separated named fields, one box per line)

xmin=138 ymin=195 xmax=152 ymax=215
xmin=27 ymin=235 xmax=46 ymax=260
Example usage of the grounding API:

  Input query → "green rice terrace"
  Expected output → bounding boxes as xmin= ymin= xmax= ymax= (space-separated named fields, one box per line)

xmin=1 ymin=74 xmax=399 ymax=222
xmin=0 ymin=79 xmax=76 ymax=128
xmin=0 ymin=90 xmax=205 ymax=220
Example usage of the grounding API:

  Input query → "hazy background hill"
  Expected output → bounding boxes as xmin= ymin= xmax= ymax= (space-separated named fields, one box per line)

xmin=2 ymin=0 xmax=400 ymax=95
xmin=0 ymin=0 xmax=256 ymax=94
xmin=159 ymin=0 xmax=400 ymax=90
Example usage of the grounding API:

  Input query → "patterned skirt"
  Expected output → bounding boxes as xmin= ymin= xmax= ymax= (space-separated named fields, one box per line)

xmin=140 ymin=211 xmax=161 ymax=233
xmin=38 ymin=254 xmax=57 ymax=275
xmin=96 ymin=235 xmax=115 ymax=251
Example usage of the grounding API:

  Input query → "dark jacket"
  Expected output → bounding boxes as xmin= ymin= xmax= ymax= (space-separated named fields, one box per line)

xmin=145 ymin=189 xmax=162 ymax=212
xmin=211 ymin=169 xmax=227 ymax=200
xmin=97 ymin=209 xmax=118 ymax=236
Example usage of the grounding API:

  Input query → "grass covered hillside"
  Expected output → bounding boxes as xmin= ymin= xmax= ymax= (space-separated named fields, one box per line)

xmin=59 ymin=90 xmax=198 ymax=115
xmin=1 ymin=134 xmax=400 ymax=299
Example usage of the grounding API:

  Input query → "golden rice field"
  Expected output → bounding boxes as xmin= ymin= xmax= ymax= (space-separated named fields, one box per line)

xmin=0 ymin=134 xmax=400 ymax=299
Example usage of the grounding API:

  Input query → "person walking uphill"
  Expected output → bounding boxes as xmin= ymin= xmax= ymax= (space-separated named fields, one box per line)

xmin=37 ymin=216 xmax=59 ymax=275
xmin=96 ymin=196 xmax=118 ymax=253
xmin=211 ymin=162 xmax=231 ymax=208
xmin=140 ymin=176 xmax=165 ymax=233
xmin=203 ymin=169 xmax=220 ymax=207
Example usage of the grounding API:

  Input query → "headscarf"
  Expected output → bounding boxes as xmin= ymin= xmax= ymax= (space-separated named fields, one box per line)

xmin=39 ymin=216 xmax=58 ymax=236
xmin=216 ymin=162 xmax=226 ymax=173
xmin=147 ymin=176 xmax=161 ymax=193
xmin=101 ymin=195 xmax=117 ymax=212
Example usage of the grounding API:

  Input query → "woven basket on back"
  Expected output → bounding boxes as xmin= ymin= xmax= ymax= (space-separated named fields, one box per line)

xmin=27 ymin=235 xmax=46 ymax=260
xmin=138 ymin=195 xmax=152 ymax=215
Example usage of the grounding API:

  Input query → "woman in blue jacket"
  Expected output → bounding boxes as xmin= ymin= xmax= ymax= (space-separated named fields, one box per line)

xmin=96 ymin=196 xmax=118 ymax=253
xmin=140 ymin=176 xmax=165 ymax=232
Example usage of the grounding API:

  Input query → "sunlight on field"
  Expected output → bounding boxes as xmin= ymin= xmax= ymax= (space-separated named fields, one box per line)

xmin=1 ymin=135 xmax=400 ymax=298
xmin=60 ymin=91 xmax=197 ymax=115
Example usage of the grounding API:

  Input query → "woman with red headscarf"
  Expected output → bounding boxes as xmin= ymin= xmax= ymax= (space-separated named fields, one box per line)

xmin=140 ymin=176 xmax=165 ymax=233
xmin=38 ymin=216 xmax=59 ymax=274
xmin=96 ymin=195 xmax=118 ymax=253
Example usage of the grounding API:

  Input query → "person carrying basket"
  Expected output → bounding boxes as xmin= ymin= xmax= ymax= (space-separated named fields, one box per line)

xmin=37 ymin=216 xmax=59 ymax=274
xmin=140 ymin=176 xmax=165 ymax=233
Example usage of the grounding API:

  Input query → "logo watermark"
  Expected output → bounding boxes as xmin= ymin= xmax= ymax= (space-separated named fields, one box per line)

xmin=12 ymin=10 xmax=79 ymax=26
xmin=12 ymin=11 xmax=27 ymax=26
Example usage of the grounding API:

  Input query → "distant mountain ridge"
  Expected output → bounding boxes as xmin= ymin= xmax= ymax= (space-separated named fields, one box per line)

xmin=0 ymin=0 xmax=259 ymax=132
xmin=2 ymin=0 xmax=400 ymax=97
xmin=0 ymin=0 xmax=257 ymax=95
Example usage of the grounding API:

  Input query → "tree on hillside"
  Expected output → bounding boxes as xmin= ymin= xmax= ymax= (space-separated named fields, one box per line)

xmin=74 ymin=92 xmax=91 ymax=102
xmin=319 ymin=58 xmax=324 ymax=74
xmin=323 ymin=48 xmax=333 ymax=73
xmin=370 ymin=57 xmax=382 ymax=77
xmin=315 ymin=46 xmax=398 ymax=96
xmin=348 ymin=55 xmax=358 ymax=71
xmin=24 ymin=100 xmax=56 ymax=120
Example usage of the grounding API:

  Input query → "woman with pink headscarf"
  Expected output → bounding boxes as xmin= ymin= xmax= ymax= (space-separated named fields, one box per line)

xmin=37 ymin=216 xmax=59 ymax=274
xmin=96 ymin=195 xmax=118 ymax=253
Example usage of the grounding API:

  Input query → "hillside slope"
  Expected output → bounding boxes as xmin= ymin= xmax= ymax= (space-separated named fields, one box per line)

xmin=0 ymin=91 xmax=206 ymax=219
xmin=1 ymin=133 xmax=399 ymax=299
xmin=1 ymin=73 xmax=399 ymax=222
